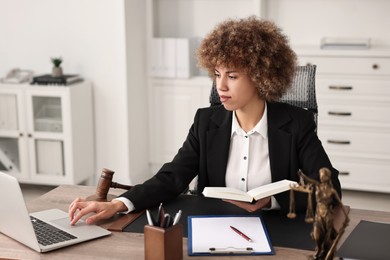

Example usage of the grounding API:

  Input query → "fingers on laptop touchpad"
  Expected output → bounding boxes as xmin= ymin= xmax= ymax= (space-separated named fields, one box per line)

xmin=52 ymin=217 xmax=85 ymax=228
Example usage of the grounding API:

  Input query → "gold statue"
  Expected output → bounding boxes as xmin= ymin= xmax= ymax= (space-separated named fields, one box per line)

xmin=288 ymin=168 xmax=350 ymax=260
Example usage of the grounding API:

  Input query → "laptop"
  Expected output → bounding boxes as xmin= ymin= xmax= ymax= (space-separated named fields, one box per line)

xmin=0 ymin=171 xmax=111 ymax=252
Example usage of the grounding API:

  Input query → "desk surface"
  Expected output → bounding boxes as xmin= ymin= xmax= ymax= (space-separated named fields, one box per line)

xmin=1 ymin=185 xmax=389 ymax=260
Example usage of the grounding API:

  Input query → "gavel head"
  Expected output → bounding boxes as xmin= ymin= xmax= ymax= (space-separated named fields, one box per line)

xmin=95 ymin=168 xmax=115 ymax=200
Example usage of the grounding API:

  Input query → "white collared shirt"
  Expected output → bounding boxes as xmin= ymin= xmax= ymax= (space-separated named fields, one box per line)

xmin=225 ymin=103 xmax=271 ymax=191
xmin=225 ymin=104 xmax=279 ymax=209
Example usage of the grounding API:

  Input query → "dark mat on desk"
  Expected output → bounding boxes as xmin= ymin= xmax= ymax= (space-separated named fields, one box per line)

xmin=123 ymin=195 xmax=314 ymax=250
xmin=337 ymin=220 xmax=390 ymax=260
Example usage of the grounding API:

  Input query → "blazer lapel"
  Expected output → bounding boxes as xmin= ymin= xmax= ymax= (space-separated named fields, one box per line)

xmin=206 ymin=107 xmax=232 ymax=187
xmin=204 ymin=103 xmax=293 ymax=186
xmin=267 ymin=102 xmax=292 ymax=182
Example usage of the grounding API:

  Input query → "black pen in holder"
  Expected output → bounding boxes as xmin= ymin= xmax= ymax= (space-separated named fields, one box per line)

xmin=144 ymin=224 xmax=183 ymax=260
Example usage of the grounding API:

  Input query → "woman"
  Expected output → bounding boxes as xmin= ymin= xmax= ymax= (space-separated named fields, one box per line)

xmin=69 ymin=16 xmax=341 ymax=225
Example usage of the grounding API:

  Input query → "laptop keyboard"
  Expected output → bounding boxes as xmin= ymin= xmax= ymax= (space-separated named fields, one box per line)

xmin=30 ymin=216 xmax=77 ymax=246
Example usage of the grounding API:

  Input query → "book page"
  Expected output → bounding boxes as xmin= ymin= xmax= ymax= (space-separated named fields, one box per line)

xmin=188 ymin=216 xmax=273 ymax=255
xmin=202 ymin=187 xmax=252 ymax=202
xmin=247 ymin=180 xmax=297 ymax=201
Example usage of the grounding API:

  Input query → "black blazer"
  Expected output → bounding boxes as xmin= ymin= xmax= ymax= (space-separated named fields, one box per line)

xmin=121 ymin=102 xmax=341 ymax=213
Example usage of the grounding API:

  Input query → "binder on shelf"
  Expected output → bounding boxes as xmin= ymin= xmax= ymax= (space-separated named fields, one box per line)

xmin=149 ymin=37 xmax=198 ymax=78
xmin=31 ymin=74 xmax=83 ymax=86
xmin=149 ymin=38 xmax=164 ymax=78
xmin=149 ymin=38 xmax=176 ymax=78
xmin=175 ymin=38 xmax=197 ymax=78
xmin=163 ymin=38 xmax=177 ymax=78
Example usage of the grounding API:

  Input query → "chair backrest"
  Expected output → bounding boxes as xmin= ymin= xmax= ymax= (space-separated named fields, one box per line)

xmin=209 ymin=65 xmax=318 ymax=127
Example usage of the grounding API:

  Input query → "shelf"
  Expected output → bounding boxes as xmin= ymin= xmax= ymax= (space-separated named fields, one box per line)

xmin=149 ymin=0 xmax=265 ymax=38
xmin=294 ymin=45 xmax=390 ymax=58
xmin=150 ymin=76 xmax=212 ymax=86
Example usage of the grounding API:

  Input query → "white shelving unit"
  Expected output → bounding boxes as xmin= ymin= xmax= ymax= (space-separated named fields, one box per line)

xmin=296 ymin=47 xmax=390 ymax=193
xmin=0 ymin=81 xmax=94 ymax=185
xmin=145 ymin=0 xmax=390 ymax=193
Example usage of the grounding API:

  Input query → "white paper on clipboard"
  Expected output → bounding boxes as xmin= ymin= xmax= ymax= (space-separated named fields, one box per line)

xmin=188 ymin=215 xmax=274 ymax=256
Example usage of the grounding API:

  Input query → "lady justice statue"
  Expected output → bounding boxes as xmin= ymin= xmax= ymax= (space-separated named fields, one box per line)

xmin=287 ymin=168 xmax=350 ymax=260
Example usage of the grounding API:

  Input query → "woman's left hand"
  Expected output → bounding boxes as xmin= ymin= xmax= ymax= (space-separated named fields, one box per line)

xmin=223 ymin=197 xmax=271 ymax=212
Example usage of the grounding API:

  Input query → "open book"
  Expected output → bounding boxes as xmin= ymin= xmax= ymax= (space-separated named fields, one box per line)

xmin=202 ymin=179 xmax=297 ymax=202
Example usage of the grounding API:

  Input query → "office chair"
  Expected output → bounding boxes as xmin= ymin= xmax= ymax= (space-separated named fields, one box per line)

xmin=209 ymin=64 xmax=318 ymax=128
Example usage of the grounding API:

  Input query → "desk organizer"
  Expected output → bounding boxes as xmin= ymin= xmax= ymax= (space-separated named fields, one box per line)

xmin=144 ymin=224 xmax=183 ymax=260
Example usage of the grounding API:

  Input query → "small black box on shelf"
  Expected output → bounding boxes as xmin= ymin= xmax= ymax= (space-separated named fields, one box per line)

xmin=31 ymin=74 xmax=83 ymax=86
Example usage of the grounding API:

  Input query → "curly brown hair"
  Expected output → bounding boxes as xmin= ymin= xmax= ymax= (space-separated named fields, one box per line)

xmin=197 ymin=16 xmax=297 ymax=101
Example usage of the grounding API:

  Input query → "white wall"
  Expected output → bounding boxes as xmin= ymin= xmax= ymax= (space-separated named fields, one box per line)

xmin=124 ymin=1 xmax=151 ymax=185
xmin=0 ymin=0 xmax=149 ymax=185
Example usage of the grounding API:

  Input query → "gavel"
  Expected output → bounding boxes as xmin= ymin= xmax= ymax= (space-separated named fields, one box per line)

xmin=87 ymin=168 xmax=133 ymax=202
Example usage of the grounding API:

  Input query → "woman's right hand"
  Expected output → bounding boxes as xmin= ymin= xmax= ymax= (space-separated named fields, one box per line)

xmin=68 ymin=198 xmax=127 ymax=225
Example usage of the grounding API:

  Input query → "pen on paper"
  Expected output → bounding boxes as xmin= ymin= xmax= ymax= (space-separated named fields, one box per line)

xmin=230 ymin=226 xmax=253 ymax=242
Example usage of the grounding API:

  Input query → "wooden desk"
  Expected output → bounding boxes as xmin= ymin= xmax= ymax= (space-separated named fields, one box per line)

xmin=0 ymin=185 xmax=389 ymax=259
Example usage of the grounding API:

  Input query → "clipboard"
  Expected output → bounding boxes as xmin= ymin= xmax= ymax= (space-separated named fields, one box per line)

xmin=187 ymin=215 xmax=274 ymax=256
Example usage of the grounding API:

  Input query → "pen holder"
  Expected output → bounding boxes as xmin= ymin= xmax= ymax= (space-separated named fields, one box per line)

xmin=144 ymin=224 xmax=183 ymax=260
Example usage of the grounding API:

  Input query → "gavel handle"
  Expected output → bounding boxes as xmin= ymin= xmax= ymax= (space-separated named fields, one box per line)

xmin=110 ymin=182 xmax=132 ymax=190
